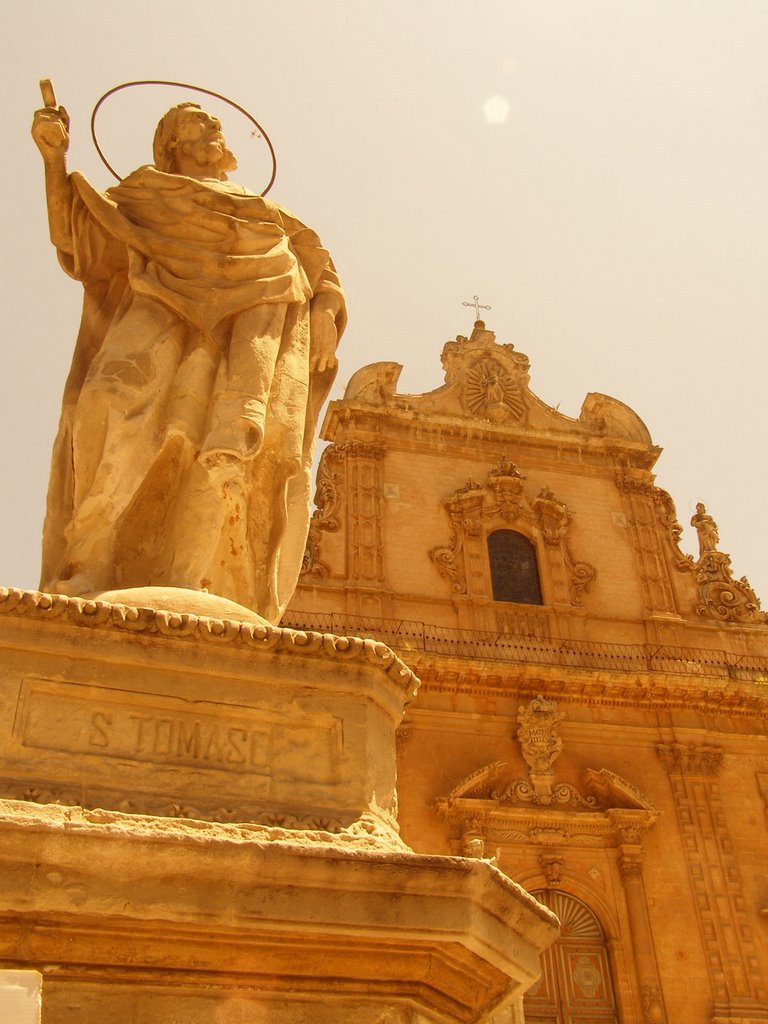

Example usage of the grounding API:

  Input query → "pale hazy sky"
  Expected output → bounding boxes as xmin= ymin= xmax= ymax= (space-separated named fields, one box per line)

xmin=2 ymin=1 xmax=767 ymax=609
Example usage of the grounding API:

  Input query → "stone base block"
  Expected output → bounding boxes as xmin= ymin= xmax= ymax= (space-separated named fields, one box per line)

xmin=0 ymin=589 xmax=558 ymax=1020
xmin=0 ymin=801 xmax=557 ymax=1023
xmin=0 ymin=588 xmax=418 ymax=837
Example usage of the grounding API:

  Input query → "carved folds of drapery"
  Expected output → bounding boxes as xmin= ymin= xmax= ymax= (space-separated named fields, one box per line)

xmin=429 ymin=460 xmax=596 ymax=607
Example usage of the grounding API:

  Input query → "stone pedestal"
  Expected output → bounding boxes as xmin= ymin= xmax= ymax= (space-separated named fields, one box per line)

xmin=0 ymin=588 xmax=558 ymax=1023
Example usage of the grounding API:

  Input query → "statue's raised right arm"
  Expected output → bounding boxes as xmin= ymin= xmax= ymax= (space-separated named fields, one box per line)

xmin=31 ymin=82 xmax=73 ymax=254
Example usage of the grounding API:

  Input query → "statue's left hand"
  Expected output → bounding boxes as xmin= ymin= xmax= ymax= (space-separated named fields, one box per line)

xmin=309 ymin=302 xmax=339 ymax=373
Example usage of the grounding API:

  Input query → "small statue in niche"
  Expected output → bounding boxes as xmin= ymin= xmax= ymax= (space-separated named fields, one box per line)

xmin=691 ymin=502 xmax=719 ymax=557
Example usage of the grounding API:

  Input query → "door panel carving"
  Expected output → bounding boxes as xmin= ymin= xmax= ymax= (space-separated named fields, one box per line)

xmin=525 ymin=891 xmax=618 ymax=1024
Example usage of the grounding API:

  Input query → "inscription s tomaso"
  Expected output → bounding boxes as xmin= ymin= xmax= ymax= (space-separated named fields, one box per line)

xmin=88 ymin=711 xmax=112 ymax=747
xmin=87 ymin=709 xmax=267 ymax=767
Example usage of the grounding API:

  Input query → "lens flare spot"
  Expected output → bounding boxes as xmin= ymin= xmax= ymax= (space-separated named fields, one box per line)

xmin=482 ymin=95 xmax=510 ymax=124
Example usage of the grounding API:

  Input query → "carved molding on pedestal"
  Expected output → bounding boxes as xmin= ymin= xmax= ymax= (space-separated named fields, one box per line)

xmin=0 ymin=586 xmax=421 ymax=846
xmin=0 ymin=587 xmax=416 ymax=686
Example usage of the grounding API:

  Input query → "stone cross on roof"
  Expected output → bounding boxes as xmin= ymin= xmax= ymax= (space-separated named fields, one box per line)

xmin=462 ymin=294 xmax=491 ymax=322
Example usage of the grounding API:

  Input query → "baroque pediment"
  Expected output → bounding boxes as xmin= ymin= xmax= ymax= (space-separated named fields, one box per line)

xmin=342 ymin=322 xmax=653 ymax=443
xmin=435 ymin=697 xmax=658 ymax=853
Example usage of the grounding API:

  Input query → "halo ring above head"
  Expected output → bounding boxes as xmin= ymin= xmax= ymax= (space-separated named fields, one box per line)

xmin=90 ymin=80 xmax=277 ymax=196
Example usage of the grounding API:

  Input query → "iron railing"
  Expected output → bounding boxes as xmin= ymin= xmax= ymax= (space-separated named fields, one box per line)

xmin=282 ymin=609 xmax=768 ymax=684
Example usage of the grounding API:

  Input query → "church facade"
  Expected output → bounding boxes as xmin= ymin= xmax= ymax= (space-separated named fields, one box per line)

xmin=286 ymin=321 xmax=768 ymax=1024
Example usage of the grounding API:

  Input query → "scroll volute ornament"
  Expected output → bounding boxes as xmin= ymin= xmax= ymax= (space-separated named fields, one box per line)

xmin=532 ymin=486 xmax=569 ymax=545
xmin=447 ymin=481 xmax=486 ymax=538
xmin=428 ymin=481 xmax=484 ymax=596
xmin=300 ymin=445 xmax=343 ymax=579
xmin=689 ymin=502 xmax=765 ymax=623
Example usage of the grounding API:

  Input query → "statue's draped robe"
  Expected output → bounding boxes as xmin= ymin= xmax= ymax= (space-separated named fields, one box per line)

xmin=41 ymin=167 xmax=345 ymax=622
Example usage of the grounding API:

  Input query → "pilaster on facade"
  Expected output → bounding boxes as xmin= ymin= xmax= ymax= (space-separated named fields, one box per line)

xmin=758 ymin=773 xmax=768 ymax=820
xmin=657 ymin=744 xmax=768 ymax=1021
xmin=301 ymin=441 xmax=387 ymax=609
xmin=614 ymin=470 xmax=683 ymax=622
xmin=615 ymin=843 xmax=666 ymax=1024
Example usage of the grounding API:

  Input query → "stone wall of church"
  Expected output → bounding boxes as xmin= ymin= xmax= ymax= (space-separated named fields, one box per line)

xmin=288 ymin=322 xmax=768 ymax=1024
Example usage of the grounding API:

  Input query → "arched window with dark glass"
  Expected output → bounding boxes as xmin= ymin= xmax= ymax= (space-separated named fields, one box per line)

xmin=487 ymin=529 xmax=542 ymax=604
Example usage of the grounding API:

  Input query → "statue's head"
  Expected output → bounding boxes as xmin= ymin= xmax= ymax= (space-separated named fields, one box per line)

xmin=153 ymin=102 xmax=237 ymax=178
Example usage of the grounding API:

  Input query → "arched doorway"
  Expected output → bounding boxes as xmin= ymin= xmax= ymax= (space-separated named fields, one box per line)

xmin=524 ymin=890 xmax=619 ymax=1023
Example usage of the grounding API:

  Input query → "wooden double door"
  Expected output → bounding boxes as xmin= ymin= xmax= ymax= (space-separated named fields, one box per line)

xmin=524 ymin=890 xmax=619 ymax=1024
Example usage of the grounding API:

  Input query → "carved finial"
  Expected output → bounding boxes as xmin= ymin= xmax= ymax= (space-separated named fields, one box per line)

xmin=489 ymin=456 xmax=525 ymax=480
xmin=691 ymin=501 xmax=719 ymax=557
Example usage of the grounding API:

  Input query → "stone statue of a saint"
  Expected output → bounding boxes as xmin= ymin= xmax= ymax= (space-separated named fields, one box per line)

xmin=32 ymin=97 xmax=346 ymax=623
xmin=691 ymin=501 xmax=719 ymax=557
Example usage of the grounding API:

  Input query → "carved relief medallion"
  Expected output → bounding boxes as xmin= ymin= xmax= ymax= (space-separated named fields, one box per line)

xmin=463 ymin=359 xmax=524 ymax=424
xmin=517 ymin=694 xmax=565 ymax=775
